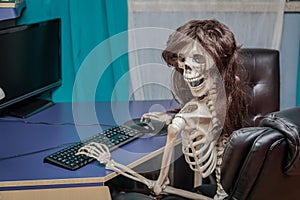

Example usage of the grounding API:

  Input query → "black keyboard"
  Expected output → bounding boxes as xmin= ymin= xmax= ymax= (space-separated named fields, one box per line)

xmin=44 ymin=125 xmax=142 ymax=170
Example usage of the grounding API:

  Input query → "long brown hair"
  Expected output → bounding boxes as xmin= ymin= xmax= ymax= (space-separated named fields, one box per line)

xmin=162 ymin=19 xmax=249 ymax=137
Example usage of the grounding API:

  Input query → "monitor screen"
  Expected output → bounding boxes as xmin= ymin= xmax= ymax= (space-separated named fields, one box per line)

xmin=0 ymin=18 xmax=61 ymax=117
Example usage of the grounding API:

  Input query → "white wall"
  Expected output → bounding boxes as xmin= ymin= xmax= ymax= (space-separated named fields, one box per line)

xmin=280 ymin=12 xmax=300 ymax=109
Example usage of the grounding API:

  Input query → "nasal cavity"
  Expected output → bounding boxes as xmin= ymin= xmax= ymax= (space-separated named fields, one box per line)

xmin=185 ymin=65 xmax=192 ymax=71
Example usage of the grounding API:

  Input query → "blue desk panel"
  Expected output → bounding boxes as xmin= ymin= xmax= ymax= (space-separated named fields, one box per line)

xmin=0 ymin=1 xmax=26 ymax=21
xmin=0 ymin=100 xmax=179 ymax=190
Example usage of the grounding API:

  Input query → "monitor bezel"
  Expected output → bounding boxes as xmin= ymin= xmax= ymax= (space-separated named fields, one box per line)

xmin=0 ymin=18 xmax=62 ymax=112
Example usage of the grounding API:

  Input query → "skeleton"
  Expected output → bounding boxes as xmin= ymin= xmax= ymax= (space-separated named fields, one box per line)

xmin=77 ymin=19 xmax=248 ymax=200
xmin=149 ymin=41 xmax=227 ymax=199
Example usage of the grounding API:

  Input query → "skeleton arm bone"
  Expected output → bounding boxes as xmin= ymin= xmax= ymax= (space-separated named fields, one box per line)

xmin=77 ymin=142 xmax=212 ymax=199
xmin=107 ymin=159 xmax=154 ymax=187
xmin=164 ymin=186 xmax=213 ymax=200
xmin=108 ymin=160 xmax=212 ymax=200
xmin=77 ymin=142 xmax=212 ymax=200
xmin=76 ymin=142 xmax=154 ymax=188
xmin=153 ymin=116 xmax=185 ymax=195
xmin=104 ymin=159 xmax=212 ymax=200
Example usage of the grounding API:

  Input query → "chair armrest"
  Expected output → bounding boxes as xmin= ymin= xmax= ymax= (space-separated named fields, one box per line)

xmin=221 ymin=127 xmax=284 ymax=199
xmin=260 ymin=107 xmax=300 ymax=175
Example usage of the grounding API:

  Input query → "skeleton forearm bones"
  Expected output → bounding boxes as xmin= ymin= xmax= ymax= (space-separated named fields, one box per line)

xmin=77 ymin=142 xmax=212 ymax=200
xmin=77 ymin=142 xmax=154 ymax=187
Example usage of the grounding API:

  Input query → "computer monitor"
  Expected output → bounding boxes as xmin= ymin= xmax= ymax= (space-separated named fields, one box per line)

xmin=0 ymin=18 xmax=62 ymax=118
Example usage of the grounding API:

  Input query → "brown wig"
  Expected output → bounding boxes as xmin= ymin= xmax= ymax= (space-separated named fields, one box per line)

xmin=162 ymin=19 xmax=249 ymax=138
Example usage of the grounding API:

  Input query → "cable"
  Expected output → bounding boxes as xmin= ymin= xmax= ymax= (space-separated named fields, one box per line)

xmin=0 ymin=142 xmax=78 ymax=161
xmin=0 ymin=119 xmax=114 ymax=161
xmin=0 ymin=117 xmax=114 ymax=127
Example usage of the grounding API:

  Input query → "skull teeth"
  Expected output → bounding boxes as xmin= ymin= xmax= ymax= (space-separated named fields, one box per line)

xmin=187 ymin=77 xmax=204 ymax=88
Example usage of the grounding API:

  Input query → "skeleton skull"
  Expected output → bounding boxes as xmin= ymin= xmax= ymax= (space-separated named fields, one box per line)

xmin=177 ymin=42 xmax=216 ymax=98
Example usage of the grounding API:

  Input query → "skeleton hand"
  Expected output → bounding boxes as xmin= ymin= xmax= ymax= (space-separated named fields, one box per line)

xmin=141 ymin=112 xmax=173 ymax=125
xmin=76 ymin=142 xmax=111 ymax=164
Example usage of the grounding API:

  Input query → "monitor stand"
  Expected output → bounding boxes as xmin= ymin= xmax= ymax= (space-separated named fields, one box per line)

xmin=8 ymin=98 xmax=54 ymax=118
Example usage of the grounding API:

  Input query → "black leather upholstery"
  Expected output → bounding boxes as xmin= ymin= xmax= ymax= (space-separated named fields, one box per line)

xmin=239 ymin=48 xmax=280 ymax=125
xmin=260 ymin=107 xmax=300 ymax=175
xmin=222 ymin=107 xmax=300 ymax=200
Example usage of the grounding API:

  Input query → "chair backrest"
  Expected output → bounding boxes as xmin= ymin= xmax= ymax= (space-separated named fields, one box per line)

xmin=239 ymin=48 xmax=280 ymax=126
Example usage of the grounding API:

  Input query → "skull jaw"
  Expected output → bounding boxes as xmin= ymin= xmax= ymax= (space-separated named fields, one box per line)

xmin=188 ymin=82 xmax=209 ymax=98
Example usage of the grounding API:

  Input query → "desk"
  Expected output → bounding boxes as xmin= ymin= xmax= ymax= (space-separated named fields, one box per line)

xmin=0 ymin=100 xmax=180 ymax=193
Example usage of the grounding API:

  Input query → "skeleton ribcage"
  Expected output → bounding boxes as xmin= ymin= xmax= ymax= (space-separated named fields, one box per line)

xmin=181 ymin=130 xmax=217 ymax=178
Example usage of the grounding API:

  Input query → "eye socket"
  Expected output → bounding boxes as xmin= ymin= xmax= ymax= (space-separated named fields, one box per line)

xmin=178 ymin=53 xmax=185 ymax=63
xmin=193 ymin=54 xmax=206 ymax=64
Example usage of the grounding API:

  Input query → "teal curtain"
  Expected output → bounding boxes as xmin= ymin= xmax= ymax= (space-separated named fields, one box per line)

xmin=17 ymin=0 xmax=128 ymax=102
xmin=297 ymin=41 xmax=300 ymax=106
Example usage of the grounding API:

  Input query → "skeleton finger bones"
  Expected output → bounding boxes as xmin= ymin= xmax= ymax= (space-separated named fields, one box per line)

xmin=141 ymin=111 xmax=173 ymax=125
xmin=76 ymin=142 xmax=111 ymax=164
